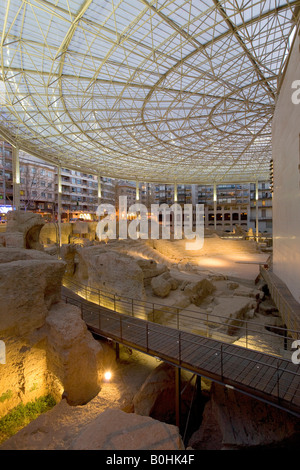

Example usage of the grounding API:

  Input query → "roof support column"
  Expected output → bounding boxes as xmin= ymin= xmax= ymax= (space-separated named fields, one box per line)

xmin=213 ymin=183 xmax=217 ymax=231
xmin=136 ymin=180 xmax=140 ymax=202
xmin=98 ymin=175 xmax=102 ymax=206
xmin=255 ymin=180 xmax=259 ymax=241
xmin=12 ymin=146 xmax=20 ymax=211
xmin=174 ymin=182 xmax=178 ymax=203
xmin=57 ymin=165 xmax=62 ymax=248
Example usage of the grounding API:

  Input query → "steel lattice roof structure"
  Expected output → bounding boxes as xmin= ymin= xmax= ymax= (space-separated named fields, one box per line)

xmin=0 ymin=0 xmax=299 ymax=183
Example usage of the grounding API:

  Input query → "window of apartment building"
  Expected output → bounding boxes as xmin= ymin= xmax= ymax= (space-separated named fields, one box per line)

xmin=241 ymin=212 xmax=247 ymax=220
xmin=41 ymin=181 xmax=46 ymax=186
xmin=31 ymin=168 xmax=36 ymax=174
xmin=224 ymin=213 xmax=230 ymax=221
xmin=261 ymin=209 xmax=266 ymax=218
xmin=32 ymin=191 xmax=37 ymax=197
xmin=20 ymin=178 xmax=25 ymax=184
xmin=232 ymin=213 xmax=239 ymax=220
xmin=40 ymin=169 xmax=45 ymax=175
xmin=48 ymin=172 xmax=52 ymax=178
xmin=217 ymin=213 xmax=222 ymax=221
xmin=208 ymin=214 xmax=214 ymax=221
xmin=41 ymin=192 xmax=46 ymax=198
xmin=48 ymin=183 xmax=52 ymax=188
xmin=76 ymin=179 xmax=81 ymax=185
xmin=48 ymin=193 xmax=52 ymax=199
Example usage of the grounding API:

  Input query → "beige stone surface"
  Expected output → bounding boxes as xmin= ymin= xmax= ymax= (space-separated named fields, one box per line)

xmin=0 ymin=250 xmax=65 ymax=336
xmin=40 ymin=222 xmax=73 ymax=245
xmin=65 ymin=245 xmax=147 ymax=305
xmin=151 ymin=273 xmax=172 ymax=298
xmin=137 ymin=259 xmax=168 ymax=286
xmin=0 ymin=249 xmax=66 ymax=416
xmin=0 ymin=248 xmax=104 ymax=417
xmin=190 ymin=383 xmax=300 ymax=449
xmin=0 ymin=349 xmax=183 ymax=450
xmin=46 ymin=302 xmax=103 ymax=405
xmin=182 ymin=278 xmax=215 ymax=306
xmin=208 ymin=296 xmax=252 ymax=331
xmin=133 ymin=363 xmax=193 ymax=424
xmin=4 ymin=210 xmax=45 ymax=250
xmin=71 ymin=408 xmax=184 ymax=450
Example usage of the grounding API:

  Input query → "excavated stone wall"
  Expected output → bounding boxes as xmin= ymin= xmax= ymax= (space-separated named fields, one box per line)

xmin=0 ymin=248 xmax=103 ymax=418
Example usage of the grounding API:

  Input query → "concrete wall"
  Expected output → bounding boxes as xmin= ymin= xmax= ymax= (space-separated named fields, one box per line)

xmin=272 ymin=28 xmax=300 ymax=303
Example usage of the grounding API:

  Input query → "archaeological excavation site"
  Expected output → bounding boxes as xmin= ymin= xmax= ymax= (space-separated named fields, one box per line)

xmin=0 ymin=0 xmax=300 ymax=454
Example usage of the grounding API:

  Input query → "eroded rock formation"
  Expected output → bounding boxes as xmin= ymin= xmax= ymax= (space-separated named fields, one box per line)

xmin=3 ymin=210 xmax=45 ymax=250
xmin=71 ymin=408 xmax=184 ymax=450
xmin=189 ymin=382 xmax=300 ymax=449
xmin=133 ymin=363 xmax=194 ymax=424
xmin=0 ymin=248 xmax=103 ymax=417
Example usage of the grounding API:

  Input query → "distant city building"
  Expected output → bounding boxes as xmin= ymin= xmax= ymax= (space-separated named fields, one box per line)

xmin=154 ymin=182 xmax=273 ymax=233
xmin=0 ymin=142 xmax=116 ymax=221
xmin=249 ymin=182 xmax=273 ymax=233
xmin=0 ymin=141 xmax=14 ymax=207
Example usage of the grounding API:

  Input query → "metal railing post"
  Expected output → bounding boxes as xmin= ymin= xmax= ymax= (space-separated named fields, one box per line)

xmin=221 ymin=344 xmax=224 ymax=380
xmin=206 ymin=312 xmax=208 ymax=337
xmin=178 ymin=331 xmax=181 ymax=364
xmin=277 ymin=360 xmax=281 ymax=402
xmin=146 ymin=322 xmax=149 ymax=351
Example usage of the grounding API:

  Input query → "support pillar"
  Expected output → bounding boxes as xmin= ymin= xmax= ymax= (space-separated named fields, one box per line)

xmin=136 ymin=180 xmax=140 ymax=201
xmin=175 ymin=367 xmax=181 ymax=429
xmin=213 ymin=182 xmax=217 ymax=231
xmin=57 ymin=165 xmax=62 ymax=248
xmin=97 ymin=175 xmax=102 ymax=206
xmin=12 ymin=145 xmax=20 ymax=210
xmin=174 ymin=182 xmax=178 ymax=203
xmin=2 ymin=142 xmax=6 ymax=206
xmin=255 ymin=180 xmax=259 ymax=241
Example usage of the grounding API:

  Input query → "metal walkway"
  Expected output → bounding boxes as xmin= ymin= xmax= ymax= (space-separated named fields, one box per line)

xmin=62 ymin=286 xmax=300 ymax=419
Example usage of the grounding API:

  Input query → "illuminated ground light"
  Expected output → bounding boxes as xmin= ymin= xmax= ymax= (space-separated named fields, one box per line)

xmin=104 ymin=371 xmax=112 ymax=381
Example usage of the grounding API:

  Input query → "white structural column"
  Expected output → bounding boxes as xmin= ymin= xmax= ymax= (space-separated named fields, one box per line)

xmin=174 ymin=182 xmax=178 ymax=202
xmin=136 ymin=180 xmax=140 ymax=201
xmin=98 ymin=175 xmax=102 ymax=206
xmin=213 ymin=183 xmax=217 ymax=230
xmin=12 ymin=145 xmax=20 ymax=210
xmin=57 ymin=165 xmax=62 ymax=247
xmin=255 ymin=180 xmax=259 ymax=240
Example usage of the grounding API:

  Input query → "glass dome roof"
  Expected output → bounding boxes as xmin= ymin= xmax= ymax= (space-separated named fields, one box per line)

xmin=0 ymin=0 xmax=299 ymax=183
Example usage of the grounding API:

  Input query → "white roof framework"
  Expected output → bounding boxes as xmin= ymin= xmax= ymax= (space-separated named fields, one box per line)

xmin=0 ymin=0 xmax=299 ymax=183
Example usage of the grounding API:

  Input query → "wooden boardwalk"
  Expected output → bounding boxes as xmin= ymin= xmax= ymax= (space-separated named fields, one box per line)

xmin=62 ymin=286 xmax=300 ymax=418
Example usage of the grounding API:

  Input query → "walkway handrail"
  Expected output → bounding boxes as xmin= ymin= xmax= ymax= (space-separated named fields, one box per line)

xmin=62 ymin=289 xmax=300 ymax=418
xmin=62 ymin=275 xmax=300 ymax=355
